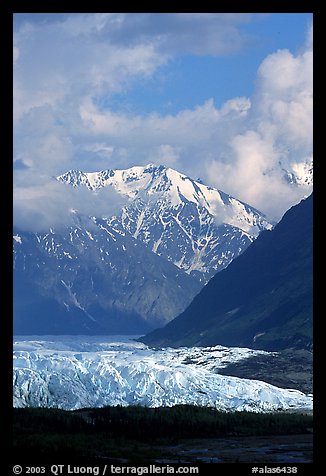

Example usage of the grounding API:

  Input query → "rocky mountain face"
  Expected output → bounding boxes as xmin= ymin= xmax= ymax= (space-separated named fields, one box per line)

xmin=141 ymin=194 xmax=313 ymax=351
xmin=14 ymin=164 xmax=273 ymax=335
xmin=13 ymin=217 xmax=201 ymax=335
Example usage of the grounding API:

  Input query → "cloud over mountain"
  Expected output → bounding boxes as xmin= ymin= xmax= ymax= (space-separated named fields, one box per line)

xmin=14 ymin=14 xmax=313 ymax=229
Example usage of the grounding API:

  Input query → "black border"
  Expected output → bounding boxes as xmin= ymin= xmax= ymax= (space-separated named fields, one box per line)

xmin=6 ymin=3 xmax=320 ymax=474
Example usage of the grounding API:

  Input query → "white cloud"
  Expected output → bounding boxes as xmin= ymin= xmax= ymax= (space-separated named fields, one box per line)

xmin=13 ymin=13 xmax=255 ymax=126
xmin=14 ymin=104 xmax=74 ymax=174
xmin=254 ymin=46 xmax=313 ymax=149
xmin=153 ymin=144 xmax=181 ymax=167
xmin=13 ymin=175 xmax=127 ymax=232
xmin=13 ymin=14 xmax=313 ymax=228
xmin=205 ymin=27 xmax=313 ymax=219
xmin=79 ymin=96 xmax=243 ymax=145
xmin=220 ymin=97 xmax=251 ymax=117
xmin=84 ymin=143 xmax=115 ymax=159
xmin=13 ymin=14 xmax=168 ymax=124
xmin=207 ymin=130 xmax=298 ymax=218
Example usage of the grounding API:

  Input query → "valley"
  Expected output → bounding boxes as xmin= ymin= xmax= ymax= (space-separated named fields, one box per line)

xmin=12 ymin=167 xmax=313 ymax=466
xmin=12 ymin=13 xmax=314 ymax=468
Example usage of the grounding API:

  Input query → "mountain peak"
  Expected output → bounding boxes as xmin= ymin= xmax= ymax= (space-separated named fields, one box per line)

xmin=58 ymin=163 xmax=271 ymax=233
xmin=57 ymin=163 xmax=273 ymax=279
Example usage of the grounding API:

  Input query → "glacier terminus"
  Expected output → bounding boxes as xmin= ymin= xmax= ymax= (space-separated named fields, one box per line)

xmin=13 ymin=336 xmax=312 ymax=413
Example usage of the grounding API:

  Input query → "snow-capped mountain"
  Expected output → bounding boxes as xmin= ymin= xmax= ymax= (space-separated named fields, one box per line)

xmin=283 ymin=157 xmax=313 ymax=187
xmin=14 ymin=164 xmax=272 ymax=335
xmin=13 ymin=336 xmax=312 ymax=412
xmin=58 ymin=164 xmax=272 ymax=280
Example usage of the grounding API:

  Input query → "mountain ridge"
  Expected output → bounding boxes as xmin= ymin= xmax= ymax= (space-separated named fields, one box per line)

xmin=58 ymin=163 xmax=272 ymax=281
xmin=141 ymin=194 xmax=313 ymax=351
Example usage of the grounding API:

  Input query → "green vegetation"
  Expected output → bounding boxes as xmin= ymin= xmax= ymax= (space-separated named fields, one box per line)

xmin=13 ymin=405 xmax=313 ymax=462
xmin=142 ymin=194 xmax=313 ymax=351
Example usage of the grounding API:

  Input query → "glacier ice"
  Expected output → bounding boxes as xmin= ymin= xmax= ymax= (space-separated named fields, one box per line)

xmin=13 ymin=336 xmax=313 ymax=412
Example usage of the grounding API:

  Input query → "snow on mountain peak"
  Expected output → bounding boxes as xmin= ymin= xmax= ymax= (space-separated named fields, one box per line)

xmin=283 ymin=157 xmax=313 ymax=188
xmin=58 ymin=164 xmax=271 ymax=233
xmin=13 ymin=234 xmax=22 ymax=244
xmin=57 ymin=164 xmax=273 ymax=279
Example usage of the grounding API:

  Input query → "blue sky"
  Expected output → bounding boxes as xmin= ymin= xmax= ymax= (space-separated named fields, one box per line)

xmin=98 ymin=13 xmax=312 ymax=115
xmin=13 ymin=13 xmax=313 ymax=228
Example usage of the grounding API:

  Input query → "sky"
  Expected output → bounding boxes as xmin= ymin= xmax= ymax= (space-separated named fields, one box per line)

xmin=13 ymin=13 xmax=313 ymax=230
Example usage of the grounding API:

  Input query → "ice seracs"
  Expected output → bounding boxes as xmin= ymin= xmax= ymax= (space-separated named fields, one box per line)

xmin=13 ymin=337 xmax=313 ymax=412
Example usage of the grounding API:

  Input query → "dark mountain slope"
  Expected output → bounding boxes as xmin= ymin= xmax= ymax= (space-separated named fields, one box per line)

xmin=141 ymin=194 xmax=313 ymax=351
xmin=13 ymin=218 xmax=201 ymax=335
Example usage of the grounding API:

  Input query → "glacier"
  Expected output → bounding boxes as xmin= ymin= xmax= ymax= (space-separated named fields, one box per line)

xmin=13 ymin=336 xmax=312 ymax=412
